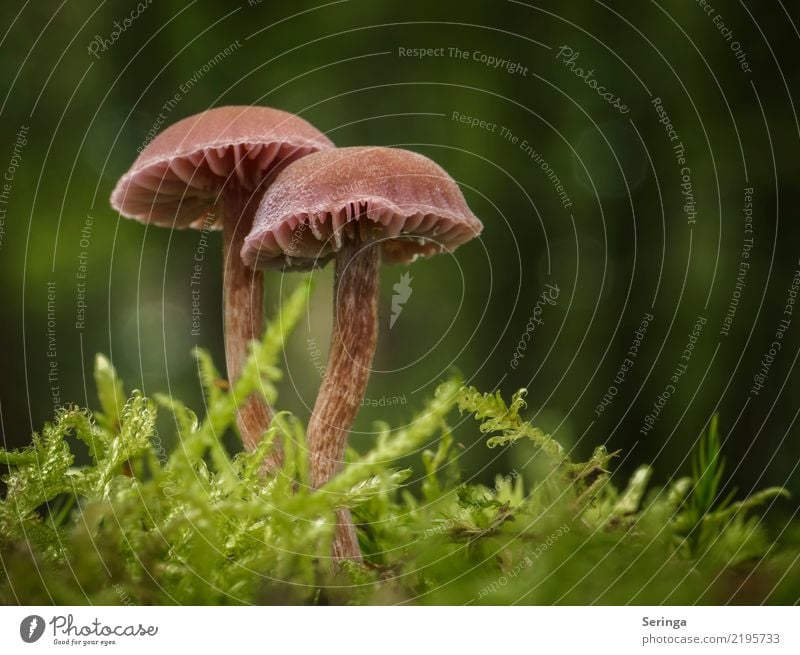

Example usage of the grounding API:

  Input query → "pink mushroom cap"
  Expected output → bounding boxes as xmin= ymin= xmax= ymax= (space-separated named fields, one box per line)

xmin=110 ymin=106 xmax=334 ymax=229
xmin=241 ymin=146 xmax=483 ymax=270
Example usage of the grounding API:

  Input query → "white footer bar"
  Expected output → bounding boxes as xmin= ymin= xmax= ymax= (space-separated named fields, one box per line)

xmin=1 ymin=606 xmax=797 ymax=653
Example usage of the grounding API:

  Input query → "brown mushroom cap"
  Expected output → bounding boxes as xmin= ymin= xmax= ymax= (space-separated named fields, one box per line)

xmin=110 ymin=106 xmax=334 ymax=229
xmin=241 ymin=146 xmax=483 ymax=270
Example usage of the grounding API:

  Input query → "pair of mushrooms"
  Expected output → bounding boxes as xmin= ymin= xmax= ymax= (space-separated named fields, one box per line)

xmin=111 ymin=106 xmax=482 ymax=561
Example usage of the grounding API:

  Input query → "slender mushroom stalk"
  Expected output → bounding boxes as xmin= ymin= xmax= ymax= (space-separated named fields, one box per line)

xmin=307 ymin=237 xmax=380 ymax=560
xmin=220 ymin=185 xmax=273 ymax=457
xmin=242 ymin=146 xmax=484 ymax=561
xmin=109 ymin=106 xmax=333 ymax=464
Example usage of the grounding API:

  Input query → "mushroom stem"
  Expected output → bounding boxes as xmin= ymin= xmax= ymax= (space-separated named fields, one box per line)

xmin=308 ymin=237 xmax=380 ymax=561
xmin=222 ymin=185 xmax=279 ymax=466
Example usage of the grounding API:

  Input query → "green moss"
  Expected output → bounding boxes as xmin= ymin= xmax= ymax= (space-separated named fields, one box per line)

xmin=1 ymin=277 xmax=797 ymax=605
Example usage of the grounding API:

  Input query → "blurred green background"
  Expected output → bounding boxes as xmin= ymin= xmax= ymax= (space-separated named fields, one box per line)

xmin=1 ymin=0 xmax=799 ymax=511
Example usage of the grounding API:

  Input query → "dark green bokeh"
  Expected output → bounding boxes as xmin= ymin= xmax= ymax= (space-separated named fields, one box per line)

xmin=1 ymin=0 xmax=798 ymax=511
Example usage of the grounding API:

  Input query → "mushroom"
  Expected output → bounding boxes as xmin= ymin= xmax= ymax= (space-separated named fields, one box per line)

xmin=110 ymin=106 xmax=333 ymax=462
xmin=241 ymin=146 xmax=483 ymax=559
